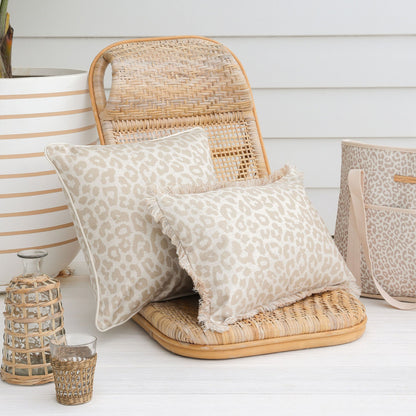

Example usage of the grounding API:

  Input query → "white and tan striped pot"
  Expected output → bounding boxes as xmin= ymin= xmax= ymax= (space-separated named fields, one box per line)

xmin=0 ymin=69 xmax=97 ymax=285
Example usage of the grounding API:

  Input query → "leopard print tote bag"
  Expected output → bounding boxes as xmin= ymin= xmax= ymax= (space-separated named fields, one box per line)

xmin=334 ymin=140 xmax=416 ymax=309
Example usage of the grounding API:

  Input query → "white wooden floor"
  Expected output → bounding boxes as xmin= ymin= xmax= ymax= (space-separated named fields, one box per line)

xmin=1 ymin=256 xmax=416 ymax=415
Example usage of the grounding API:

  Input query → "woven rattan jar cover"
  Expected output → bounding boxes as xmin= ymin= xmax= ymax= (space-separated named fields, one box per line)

xmin=1 ymin=250 xmax=65 ymax=385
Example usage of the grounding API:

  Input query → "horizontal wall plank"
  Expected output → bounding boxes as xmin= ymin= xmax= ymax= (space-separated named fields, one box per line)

xmin=253 ymin=88 xmax=416 ymax=139
xmin=264 ymin=137 xmax=416 ymax=188
xmin=12 ymin=36 xmax=416 ymax=88
xmin=225 ymin=36 xmax=416 ymax=88
xmin=305 ymin=188 xmax=338 ymax=234
xmin=9 ymin=0 xmax=416 ymax=37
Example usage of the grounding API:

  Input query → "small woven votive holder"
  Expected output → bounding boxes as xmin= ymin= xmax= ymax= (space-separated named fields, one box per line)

xmin=50 ymin=334 xmax=97 ymax=405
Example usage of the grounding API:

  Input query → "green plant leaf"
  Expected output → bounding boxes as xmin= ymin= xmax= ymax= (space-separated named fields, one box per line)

xmin=0 ymin=0 xmax=8 ymax=36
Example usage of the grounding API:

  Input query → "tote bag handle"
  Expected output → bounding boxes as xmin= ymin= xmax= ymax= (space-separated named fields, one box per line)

xmin=347 ymin=169 xmax=416 ymax=310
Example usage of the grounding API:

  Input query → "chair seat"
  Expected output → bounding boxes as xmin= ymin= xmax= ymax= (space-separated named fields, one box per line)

xmin=132 ymin=290 xmax=366 ymax=359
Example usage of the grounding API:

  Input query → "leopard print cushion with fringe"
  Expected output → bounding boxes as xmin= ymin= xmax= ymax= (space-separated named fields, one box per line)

xmin=147 ymin=166 xmax=360 ymax=333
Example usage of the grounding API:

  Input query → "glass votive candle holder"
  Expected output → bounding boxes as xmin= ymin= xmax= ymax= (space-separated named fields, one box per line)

xmin=50 ymin=334 xmax=97 ymax=405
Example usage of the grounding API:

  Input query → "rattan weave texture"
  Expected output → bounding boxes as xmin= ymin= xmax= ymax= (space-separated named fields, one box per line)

xmin=1 ymin=274 xmax=64 ymax=385
xmin=89 ymin=37 xmax=269 ymax=183
xmin=138 ymin=290 xmax=366 ymax=346
xmin=51 ymin=354 xmax=97 ymax=405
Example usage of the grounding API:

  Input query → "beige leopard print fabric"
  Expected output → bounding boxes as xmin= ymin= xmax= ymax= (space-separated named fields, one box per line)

xmin=148 ymin=165 xmax=360 ymax=333
xmin=45 ymin=128 xmax=217 ymax=331
xmin=366 ymin=206 xmax=416 ymax=296
xmin=334 ymin=140 xmax=416 ymax=297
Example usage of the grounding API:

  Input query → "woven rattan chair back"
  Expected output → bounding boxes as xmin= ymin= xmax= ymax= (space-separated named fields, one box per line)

xmin=89 ymin=36 xmax=270 ymax=183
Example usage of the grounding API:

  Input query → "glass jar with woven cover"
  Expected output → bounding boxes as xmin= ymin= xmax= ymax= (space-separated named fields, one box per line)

xmin=1 ymin=250 xmax=65 ymax=385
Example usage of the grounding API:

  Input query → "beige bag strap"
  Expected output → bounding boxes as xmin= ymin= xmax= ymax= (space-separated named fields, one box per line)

xmin=347 ymin=169 xmax=416 ymax=310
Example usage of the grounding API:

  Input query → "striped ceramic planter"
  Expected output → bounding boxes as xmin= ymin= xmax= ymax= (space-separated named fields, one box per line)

xmin=0 ymin=69 xmax=97 ymax=285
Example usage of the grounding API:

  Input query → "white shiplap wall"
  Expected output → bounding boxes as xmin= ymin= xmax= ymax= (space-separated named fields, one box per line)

xmin=8 ymin=0 xmax=416 ymax=232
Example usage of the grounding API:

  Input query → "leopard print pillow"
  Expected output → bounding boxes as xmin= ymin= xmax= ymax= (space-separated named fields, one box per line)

xmin=45 ymin=128 xmax=217 ymax=331
xmin=147 ymin=165 xmax=360 ymax=333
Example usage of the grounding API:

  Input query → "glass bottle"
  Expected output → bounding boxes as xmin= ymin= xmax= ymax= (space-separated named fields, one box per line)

xmin=1 ymin=250 xmax=65 ymax=385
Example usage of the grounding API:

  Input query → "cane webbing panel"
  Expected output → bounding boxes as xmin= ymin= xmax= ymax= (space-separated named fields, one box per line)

xmin=89 ymin=37 xmax=268 ymax=182
xmin=138 ymin=290 xmax=366 ymax=346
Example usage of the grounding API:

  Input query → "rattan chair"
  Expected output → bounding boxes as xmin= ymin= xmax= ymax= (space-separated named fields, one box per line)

xmin=89 ymin=36 xmax=366 ymax=359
